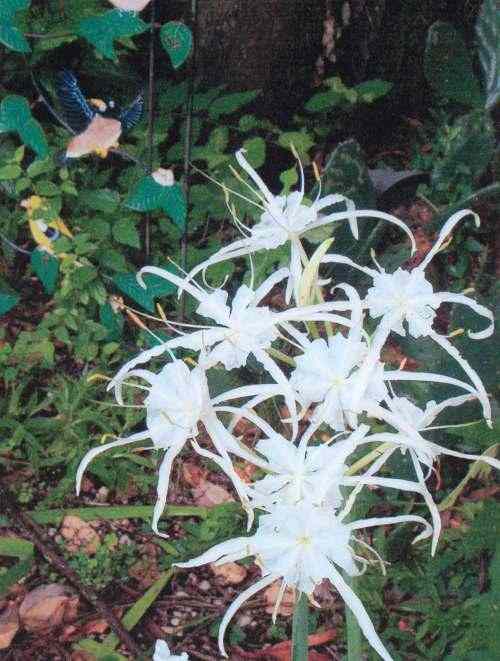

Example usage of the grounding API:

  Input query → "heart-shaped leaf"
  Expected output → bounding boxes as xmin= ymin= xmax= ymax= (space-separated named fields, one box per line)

xmin=424 ymin=21 xmax=483 ymax=107
xmin=0 ymin=95 xmax=48 ymax=158
xmin=0 ymin=0 xmax=31 ymax=52
xmin=125 ymin=175 xmax=187 ymax=230
xmin=476 ymin=0 xmax=500 ymax=110
xmin=31 ymin=248 xmax=59 ymax=294
xmin=160 ymin=21 xmax=192 ymax=69
xmin=77 ymin=9 xmax=148 ymax=60
xmin=113 ymin=269 xmax=177 ymax=313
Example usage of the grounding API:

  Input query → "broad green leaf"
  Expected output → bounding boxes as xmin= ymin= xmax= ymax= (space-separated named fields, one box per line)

xmin=160 ymin=21 xmax=192 ymax=69
xmin=0 ymin=0 xmax=31 ymax=53
xmin=113 ymin=269 xmax=177 ymax=313
xmin=99 ymin=302 xmax=124 ymax=342
xmin=208 ymin=90 xmax=259 ymax=119
xmin=112 ymin=216 xmax=140 ymax=248
xmin=0 ymin=290 xmax=19 ymax=315
xmin=278 ymin=131 xmax=314 ymax=162
xmin=476 ymin=0 xmax=500 ymax=109
xmin=320 ymin=139 xmax=376 ymax=208
xmin=77 ymin=9 xmax=148 ymax=59
xmin=354 ymin=79 xmax=393 ymax=103
xmin=280 ymin=165 xmax=299 ymax=194
xmin=242 ymin=136 xmax=266 ymax=168
xmin=0 ymin=163 xmax=21 ymax=179
xmin=31 ymin=248 xmax=59 ymax=295
xmin=431 ymin=110 xmax=495 ymax=190
xmin=0 ymin=95 xmax=48 ymax=158
xmin=125 ymin=175 xmax=187 ymax=231
xmin=424 ymin=21 xmax=483 ymax=107
xmin=79 ymin=188 xmax=119 ymax=213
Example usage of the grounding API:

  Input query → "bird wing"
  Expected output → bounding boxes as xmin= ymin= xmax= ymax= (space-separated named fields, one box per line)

xmin=119 ymin=92 xmax=144 ymax=132
xmin=56 ymin=70 xmax=96 ymax=133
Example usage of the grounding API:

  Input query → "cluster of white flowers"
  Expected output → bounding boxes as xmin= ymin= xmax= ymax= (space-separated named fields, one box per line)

xmin=78 ymin=149 xmax=498 ymax=660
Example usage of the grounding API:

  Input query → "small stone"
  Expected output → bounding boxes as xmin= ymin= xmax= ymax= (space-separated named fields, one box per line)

xmin=0 ymin=603 xmax=19 ymax=650
xmin=199 ymin=580 xmax=211 ymax=592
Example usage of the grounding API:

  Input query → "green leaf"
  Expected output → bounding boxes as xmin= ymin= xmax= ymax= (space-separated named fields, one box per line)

xmin=79 ymin=188 xmax=119 ymax=213
xmin=125 ymin=175 xmax=187 ymax=231
xmin=160 ymin=21 xmax=192 ymax=69
xmin=208 ymin=90 xmax=259 ymax=119
xmin=30 ymin=248 xmax=59 ymax=295
xmin=320 ymin=139 xmax=376 ymax=207
xmin=0 ymin=95 xmax=48 ymax=158
xmin=241 ymin=136 xmax=266 ymax=169
xmin=113 ymin=269 xmax=177 ymax=313
xmin=354 ymin=79 xmax=393 ymax=103
xmin=0 ymin=0 xmax=31 ymax=53
xmin=424 ymin=21 xmax=483 ymax=107
xmin=99 ymin=303 xmax=124 ymax=342
xmin=280 ymin=165 xmax=299 ymax=194
xmin=476 ymin=0 xmax=500 ymax=109
xmin=431 ymin=110 xmax=495 ymax=190
xmin=0 ymin=290 xmax=19 ymax=315
xmin=112 ymin=216 xmax=140 ymax=248
xmin=0 ymin=535 xmax=34 ymax=596
xmin=77 ymin=9 xmax=148 ymax=60
xmin=278 ymin=131 xmax=314 ymax=163
xmin=0 ymin=163 xmax=21 ymax=179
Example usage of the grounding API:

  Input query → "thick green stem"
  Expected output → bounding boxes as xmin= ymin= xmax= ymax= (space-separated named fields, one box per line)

xmin=292 ymin=591 xmax=309 ymax=661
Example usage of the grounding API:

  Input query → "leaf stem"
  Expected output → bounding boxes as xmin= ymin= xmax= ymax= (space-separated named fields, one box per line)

xmin=292 ymin=591 xmax=309 ymax=661
xmin=180 ymin=0 xmax=198 ymax=319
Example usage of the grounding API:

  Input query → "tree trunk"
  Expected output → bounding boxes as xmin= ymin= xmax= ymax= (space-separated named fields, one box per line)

xmin=194 ymin=0 xmax=324 ymax=118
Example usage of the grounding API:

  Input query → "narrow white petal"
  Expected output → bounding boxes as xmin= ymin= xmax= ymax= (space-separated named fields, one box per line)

xmin=138 ymin=266 xmax=205 ymax=302
xmin=321 ymin=254 xmax=378 ymax=278
xmin=428 ymin=292 xmax=494 ymax=340
xmin=218 ymin=573 xmax=277 ymax=657
xmin=410 ymin=451 xmax=441 ymax=554
xmin=419 ymin=394 xmax=475 ymax=428
xmin=349 ymin=514 xmax=433 ymax=541
xmin=418 ymin=209 xmax=479 ymax=271
xmin=428 ymin=330 xmax=491 ymax=427
xmin=384 ymin=370 xmax=477 ymax=395
xmin=175 ymin=537 xmax=251 ymax=570
xmin=152 ymin=444 xmax=184 ymax=538
xmin=252 ymin=268 xmax=290 ymax=305
xmin=328 ymin=564 xmax=394 ymax=661
xmin=76 ymin=431 xmax=150 ymax=495
xmin=235 ymin=149 xmax=275 ymax=204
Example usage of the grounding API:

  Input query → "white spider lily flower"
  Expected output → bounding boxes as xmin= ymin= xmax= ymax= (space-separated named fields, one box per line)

xmin=153 ymin=639 xmax=189 ymax=661
xmin=322 ymin=210 xmax=494 ymax=425
xmin=359 ymin=394 xmax=500 ymax=554
xmin=290 ymin=333 xmax=387 ymax=431
xmin=184 ymin=149 xmax=416 ymax=304
xmin=77 ymin=359 xmax=282 ymax=536
xmin=250 ymin=424 xmax=428 ymax=513
xmin=109 ymin=266 xmax=359 ymax=440
xmin=175 ymin=502 xmax=432 ymax=660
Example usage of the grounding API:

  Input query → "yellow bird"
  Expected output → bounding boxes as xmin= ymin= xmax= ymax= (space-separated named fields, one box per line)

xmin=21 ymin=196 xmax=73 ymax=254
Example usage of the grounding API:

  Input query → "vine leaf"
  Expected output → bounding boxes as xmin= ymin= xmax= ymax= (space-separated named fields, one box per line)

xmin=113 ymin=269 xmax=177 ymax=313
xmin=160 ymin=21 xmax=192 ymax=69
xmin=77 ymin=9 xmax=148 ymax=60
xmin=424 ymin=21 xmax=483 ymax=107
xmin=0 ymin=0 xmax=31 ymax=53
xmin=125 ymin=174 xmax=187 ymax=231
xmin=30 ymin=248 xmax=59 ymax=295
xmin=476 ymin=0 xmax=500 ymax=110
xmin=0 ymin=96 xmax=48 ymax=158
